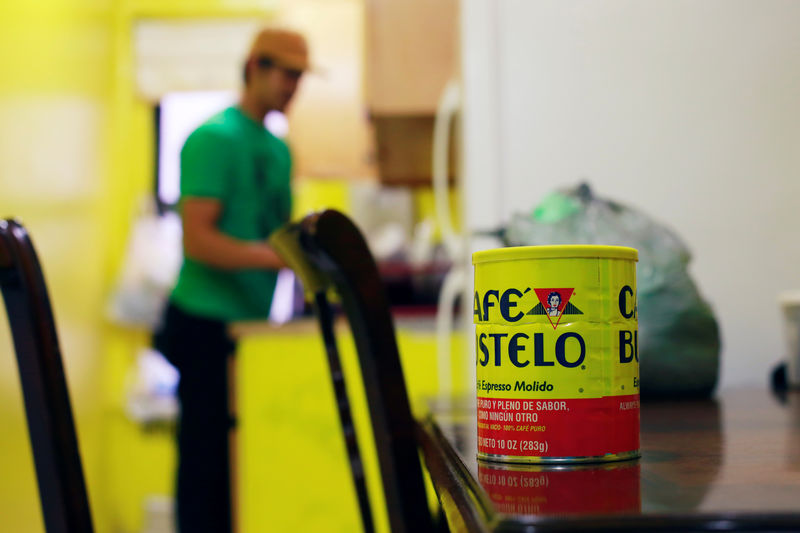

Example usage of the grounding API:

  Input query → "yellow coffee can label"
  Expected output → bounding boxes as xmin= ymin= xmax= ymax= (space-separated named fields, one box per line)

xmin=473 ymin=245 xmax=639 ymax=463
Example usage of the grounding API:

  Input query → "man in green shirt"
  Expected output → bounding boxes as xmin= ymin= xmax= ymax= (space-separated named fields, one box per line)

xmin=153 ymin=28 xmax=309 ymax=533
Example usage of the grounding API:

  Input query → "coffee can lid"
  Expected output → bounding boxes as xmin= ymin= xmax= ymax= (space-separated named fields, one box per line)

xmin=472 ymin=245 xmax=638 ymax=265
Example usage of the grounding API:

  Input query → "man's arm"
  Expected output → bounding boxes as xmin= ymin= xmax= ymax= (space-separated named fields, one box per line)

xmin=182 ymin=197 xmax=286 ymax=270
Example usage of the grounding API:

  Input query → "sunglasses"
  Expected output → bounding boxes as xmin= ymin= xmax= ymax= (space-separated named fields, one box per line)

xmin=256 ymin=57 xmax=303 ymax=80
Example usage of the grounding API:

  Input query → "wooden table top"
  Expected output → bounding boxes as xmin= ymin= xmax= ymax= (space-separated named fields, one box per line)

xmin=420 ymin=388 xmax=800 ymax=531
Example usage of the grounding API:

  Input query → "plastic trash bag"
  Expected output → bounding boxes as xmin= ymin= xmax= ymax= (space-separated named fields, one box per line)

xmin=125 ymin=348 xmax=179 ymax=425
xmin=107 ymin=200 xmax=183 ymax=328
xmin=502 ymin=183 xmax=719 ymax=398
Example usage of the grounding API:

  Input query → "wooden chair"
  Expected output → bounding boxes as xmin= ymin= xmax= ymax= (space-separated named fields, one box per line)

xmin=270 ymin=209 xmax=436 ymax=533
xmin=0 ymin=219 xmax=94 ymax=533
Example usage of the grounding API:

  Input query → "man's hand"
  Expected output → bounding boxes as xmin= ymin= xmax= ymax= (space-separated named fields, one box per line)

xmin=182 ymin=197 xmax=286 ymax=270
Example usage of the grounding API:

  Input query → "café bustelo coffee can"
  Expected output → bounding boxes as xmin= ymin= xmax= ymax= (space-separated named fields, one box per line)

xmin=473 ymin=245 xmax=639 ymax=463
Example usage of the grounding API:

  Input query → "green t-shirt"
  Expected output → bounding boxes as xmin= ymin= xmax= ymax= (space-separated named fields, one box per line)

xmin=171 ymin=106 xmax=292 ymax=321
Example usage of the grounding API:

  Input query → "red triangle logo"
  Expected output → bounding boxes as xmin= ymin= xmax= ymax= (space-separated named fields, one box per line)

xmin=534 ymin=288 xmax=575 ymax=329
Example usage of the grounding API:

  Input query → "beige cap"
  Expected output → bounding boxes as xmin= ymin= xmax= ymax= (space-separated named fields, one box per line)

xmin=248 ymin=28 xmax=310 ymax=72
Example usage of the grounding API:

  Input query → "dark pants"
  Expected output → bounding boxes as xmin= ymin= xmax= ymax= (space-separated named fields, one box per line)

xmin=153 ymin=302 xmax=236 ymax=533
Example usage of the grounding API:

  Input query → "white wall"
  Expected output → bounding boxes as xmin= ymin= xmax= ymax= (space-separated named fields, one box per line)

xmin=461 ymin=0 xmax=800 ymax=389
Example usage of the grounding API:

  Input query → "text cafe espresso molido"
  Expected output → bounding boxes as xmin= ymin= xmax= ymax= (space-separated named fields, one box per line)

xmin=473 ymin=245 xmax=639 ymax=464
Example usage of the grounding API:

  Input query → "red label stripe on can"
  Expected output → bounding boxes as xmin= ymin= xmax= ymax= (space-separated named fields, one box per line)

xmin=477 ymin=394 xmax=640 ymax=458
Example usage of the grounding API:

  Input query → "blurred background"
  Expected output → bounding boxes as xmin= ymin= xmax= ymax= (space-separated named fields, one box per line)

xmin=1 ymin=0 xmax=799 ymax=531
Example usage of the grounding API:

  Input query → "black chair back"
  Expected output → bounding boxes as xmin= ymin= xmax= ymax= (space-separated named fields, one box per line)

xmin=0 ymin=219 xmax=94 ymax=533
xmin=270 ymin=210 xmax=435 ymax=533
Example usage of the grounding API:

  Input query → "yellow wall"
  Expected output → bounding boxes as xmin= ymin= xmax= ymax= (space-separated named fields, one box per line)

xmin=237 ymin=323 xmax=465 ymax=533
xmin=0 ymin=1 xmax=114 ymax=531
